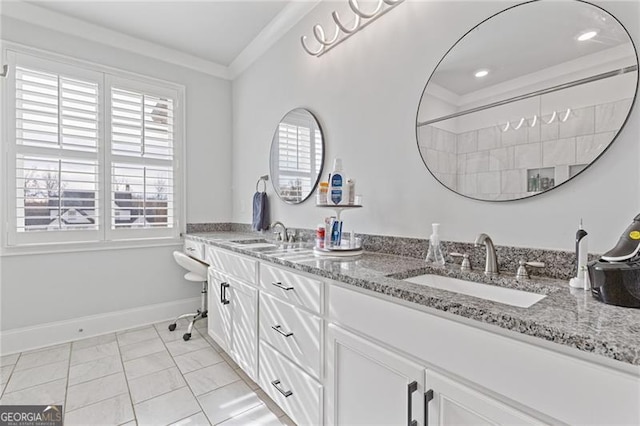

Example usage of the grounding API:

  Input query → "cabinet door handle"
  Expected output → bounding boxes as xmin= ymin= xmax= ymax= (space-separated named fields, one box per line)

xmin=408 ymin=381 xmax=418 ymax=426
xmin=424 ymin=389 xmax=434 ymax=426
xmin=271 ymin=379 xmax=293 ymax=397
xmin=271 ymin=324 xmax=294 ymax=337
xmin=220 ymin=282 xmax=230 ymax=305
xmin=272 ymin=281 xmax=294 ymax=291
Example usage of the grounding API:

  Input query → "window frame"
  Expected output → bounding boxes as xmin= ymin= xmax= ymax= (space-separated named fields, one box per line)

xmin=1 ymin=44 xmax=185 ymax=251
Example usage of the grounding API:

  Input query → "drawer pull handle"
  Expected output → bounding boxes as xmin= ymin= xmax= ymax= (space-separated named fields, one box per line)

xmin=221 ymin=282 xmax=230 ymax=305
xmin=272 ymin=281 xmax=294 ymax=291
xmin=271 ymin=325 xmax=294 ymax=337
xmin=424 ymin=389 xmax=434 ymax=426
xmin=186 ymin=247 xmax=195 ymax=252
xmin=408 ymin=381 xmax=418 ymax=426
xmin=271 ymin=379 xmax=293 ymax=397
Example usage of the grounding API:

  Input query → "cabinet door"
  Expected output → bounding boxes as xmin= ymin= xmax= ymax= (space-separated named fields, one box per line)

xmin=229 ymin=279 xmax=258 ymax=380
xmin=425 ymin=370 xmax=540 ymax=426
xmin=207 ymin=268 xmax=232 ymax=352
xmin=327 ymin=324 xmax=424 ymax=426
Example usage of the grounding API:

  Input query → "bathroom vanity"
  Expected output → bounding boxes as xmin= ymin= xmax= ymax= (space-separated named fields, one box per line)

xmin=185 ymin=232 xmax=640 ymax=426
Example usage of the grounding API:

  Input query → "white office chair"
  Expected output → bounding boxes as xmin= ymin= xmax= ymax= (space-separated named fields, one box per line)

xmin=168 ymin=251 xmax=208 ymax=341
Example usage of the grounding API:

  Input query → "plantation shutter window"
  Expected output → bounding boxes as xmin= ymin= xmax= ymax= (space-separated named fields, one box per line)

xmin=8 ymin=52 xmax=102 ymax=244
xmin=5 ymin=50 xmax=183 ymax=247
xmin=107 ymin=77 xmax=178 ymax=238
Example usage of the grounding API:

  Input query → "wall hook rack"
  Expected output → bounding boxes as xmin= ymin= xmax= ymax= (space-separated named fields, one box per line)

xmin=301 ymin=0 xmax=404 ymax=57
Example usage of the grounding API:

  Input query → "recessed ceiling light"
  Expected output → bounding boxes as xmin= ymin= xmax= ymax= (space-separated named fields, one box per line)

xmin=577 ymin=30 xmax=598 ymax=41
xmin=475 ymin=70 xmax=489 ymax=78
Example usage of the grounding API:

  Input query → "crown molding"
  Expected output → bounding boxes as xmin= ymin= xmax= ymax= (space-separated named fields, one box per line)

xmin=228 ymin=0 xmax=322 ymax=79
xmin=0 ymin=0 xmax=231 ymax=79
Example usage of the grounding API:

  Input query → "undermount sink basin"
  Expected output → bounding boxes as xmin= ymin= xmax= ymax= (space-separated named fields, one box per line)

xmin=403 ymin=274 xmax=546 ymax=308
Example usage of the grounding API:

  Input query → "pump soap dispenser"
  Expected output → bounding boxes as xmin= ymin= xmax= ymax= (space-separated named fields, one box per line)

xmin=426 ymin=223 xmax=445 ymax=267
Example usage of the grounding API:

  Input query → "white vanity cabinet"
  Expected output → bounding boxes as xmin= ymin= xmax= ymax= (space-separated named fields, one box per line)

xmin=206 ymin=247 xmax=259 ymax=379
xmin=194 ymin=242 xmax=639 ymax=426
xmin=257 ymin=263 xmax=325 ymax=425
xmin=326 ymin=324 xmax=424 ymax=426
xmin=425 ymin=370 xmax=540 ymax=426
xmin=329 ymin=284 xmax=640 ymax=426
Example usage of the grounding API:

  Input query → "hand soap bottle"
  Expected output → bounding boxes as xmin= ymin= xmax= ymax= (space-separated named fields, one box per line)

xmin=330 ymin=158 xmax=347 ymax=205
xmin=425 ymin=223 xmax=445 ymax=267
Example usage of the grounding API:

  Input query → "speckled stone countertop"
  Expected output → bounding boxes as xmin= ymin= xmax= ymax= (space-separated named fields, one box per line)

xmin=186 ymin=231 xmax=640 ymax=368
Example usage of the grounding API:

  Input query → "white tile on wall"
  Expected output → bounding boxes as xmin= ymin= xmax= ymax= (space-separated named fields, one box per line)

xmin=434 ymin=128 xmax=457 ymax=153
xmin=457 ymin=154 xmax=467 ymax=175
xmin=457 ymin=131 xmax=477 ymax=154
xmin=595 ymin=98 xmax=633 ymax=133
xmin=528 ymin=119 xmax=541 ymax=143
xmin=540 ymin=114 xmax=559 ymax=141
xmin=437 ymin=173 xmax=456 ymax=191
xmin=501 ymin=169 xmax=526 ymax=194
xmin=576 ymin=131 xmax=615 ymax=164
xmin=466 ymin=151 xmax=489 ymax=173
xmin=460 ymin=173 xmax=478 ymax=196
xmin=514 ymin=143 xmax=542 ymax=169
xmin=542 ymin=137 xmax=576 ymax=167
xmin=500 ymin=127 xmax=527 ymax=146
xmin=477 ymin=171 xmax=500 ymax=194
xmin=425 ymin=148 xmax=438 ymax=171
xmin=418 ymin=125 xmax=433 ymax=149
xmin=477 ymin=126 xmax=500 ymax=151
xmin=559 ymin=106 xmax=595 ymax=138
xmin=437 ymin=151 xmax=451 ymax=173
xmin=489 ymin=147 xmax=515 ymax=171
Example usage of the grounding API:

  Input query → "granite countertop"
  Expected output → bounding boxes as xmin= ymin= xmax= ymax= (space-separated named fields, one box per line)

xmin=186 ymin=231 xmax=640 ymax=368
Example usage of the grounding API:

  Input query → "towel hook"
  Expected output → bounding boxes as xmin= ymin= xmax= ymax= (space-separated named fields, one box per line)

xmin=256 ymin=175 xmax=269 ymax=193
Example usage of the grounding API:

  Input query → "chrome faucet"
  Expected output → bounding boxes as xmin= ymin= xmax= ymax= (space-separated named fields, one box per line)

xmin=474 ymin=233 xmax=498 ymax=276
xmin=270 ymin=221 xmax=288 ymax=242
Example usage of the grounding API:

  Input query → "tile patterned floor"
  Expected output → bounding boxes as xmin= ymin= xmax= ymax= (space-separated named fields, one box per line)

xmin=0 ymin=319 xmax=296 ymax=425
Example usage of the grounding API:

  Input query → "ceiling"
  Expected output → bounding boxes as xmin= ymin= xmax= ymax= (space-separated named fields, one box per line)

xmin=25 ymin=1 xmax=292 ymax=67
xmin=430 ymin=1 xmax=636 ymax=97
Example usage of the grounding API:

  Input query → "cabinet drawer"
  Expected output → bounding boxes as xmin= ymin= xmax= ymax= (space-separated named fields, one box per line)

xmin=206 ymin=247 xmax=257 ymax=284
xmin=184 ymin=239 xmax=205 ymax=262
xmin=260 ymin=292 xmax=322 ymax=379
xmin=260 ymin=263 xmax=323 ymax=313
xmin=258 ymin=340 xmax=322 ymax=426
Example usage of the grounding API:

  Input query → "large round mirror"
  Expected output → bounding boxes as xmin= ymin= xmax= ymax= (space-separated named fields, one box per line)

xmin=270 ymin=108 xmax=325 ymax=203
xmin=417 ymin=0 xmax=638 ymax=201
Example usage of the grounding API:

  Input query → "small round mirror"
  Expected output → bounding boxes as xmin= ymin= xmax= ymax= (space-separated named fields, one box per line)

xmin=270 ymin=108 xmax=325 ymax=203
xmin=416 ymin=0 xmax=638 ymax=201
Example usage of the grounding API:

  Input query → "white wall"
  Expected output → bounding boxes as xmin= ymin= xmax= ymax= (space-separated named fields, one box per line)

xmin=0 ymin=16 xmax=233 ymax=333
xmin=231 ymin=0 xmax=640 ymax=253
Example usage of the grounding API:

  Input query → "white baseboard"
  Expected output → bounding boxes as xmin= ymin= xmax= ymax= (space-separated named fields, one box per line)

xmin=0 ymin=297 xmax=200 ymax=355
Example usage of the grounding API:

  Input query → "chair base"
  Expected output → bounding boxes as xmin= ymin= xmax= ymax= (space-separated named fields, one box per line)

xmin=168 ymin=309 xmax=208 ymax=341
xmin=169 ymin=280 xmax=208 ymax=341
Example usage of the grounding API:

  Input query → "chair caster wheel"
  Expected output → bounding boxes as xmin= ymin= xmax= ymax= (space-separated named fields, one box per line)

xmin=202 ymin=312 xmax=208 ymax=318
xmin=183 ymin=333 xmax=191 ymax=341
xmin=168 ymin=323 xmax=176 ymax=332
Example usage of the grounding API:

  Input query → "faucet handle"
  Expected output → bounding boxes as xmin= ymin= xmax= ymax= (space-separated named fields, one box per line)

xmin=516 ymin=259 xmax=545 ymax=280
xmin=450 ymin=252 xmax=471 ymax=271
xmin=273 ymin=230 xmax=282 ymax=241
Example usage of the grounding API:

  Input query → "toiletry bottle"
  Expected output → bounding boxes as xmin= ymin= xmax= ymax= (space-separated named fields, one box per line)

xmin=425 ymin=223 xmax=446 ymax=267
xmin=330 ymin=158 xmax=346 ymax=205
xmin=570 ymin=219 xmax=588 ymax=289
xmin=317 ymin=182 xmax=329 ymax=205
xmin=576 ymin=220 xmax=589 ymax=290
xmin=316 ymin=224 xmax=326 ymax=249
xmin=347 ymin=179 xmax=355 ymax=205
